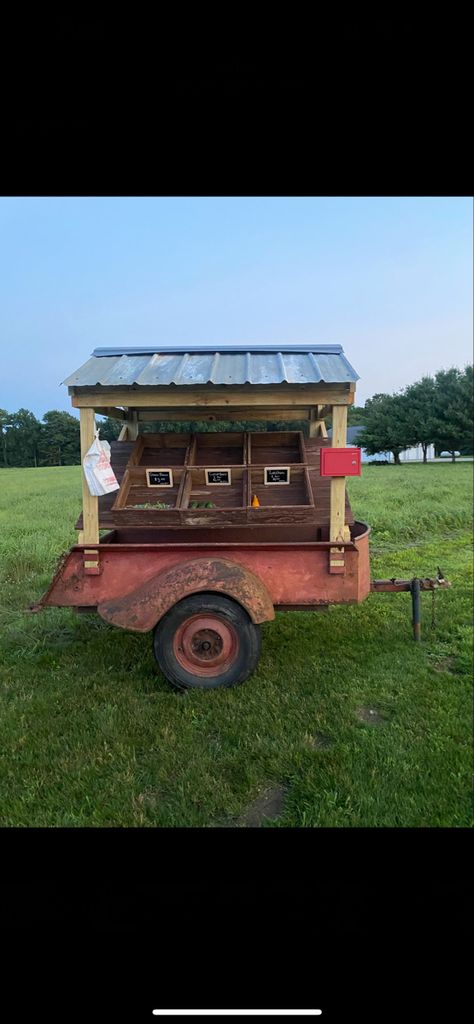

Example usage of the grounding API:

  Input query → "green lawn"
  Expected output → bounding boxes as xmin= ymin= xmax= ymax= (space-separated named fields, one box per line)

xmin=0 ymin=463 xmax=472 ymax=827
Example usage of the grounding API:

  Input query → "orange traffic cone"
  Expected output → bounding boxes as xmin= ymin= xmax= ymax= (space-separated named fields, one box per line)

xmin=251 ymin=494 xmax=260 ymax=507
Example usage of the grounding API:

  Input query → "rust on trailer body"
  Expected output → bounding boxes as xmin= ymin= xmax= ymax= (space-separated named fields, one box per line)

xmin=36 ymin=522 xmax=371 ymax=630
xmin=98 ymin=557 xmax=275 ymax=631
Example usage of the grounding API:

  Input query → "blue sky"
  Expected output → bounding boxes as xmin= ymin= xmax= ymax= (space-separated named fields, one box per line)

xmin=0 ymin=196 xmax=472 ymax=416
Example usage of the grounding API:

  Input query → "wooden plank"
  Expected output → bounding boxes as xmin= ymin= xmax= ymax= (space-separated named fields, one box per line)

xmin=117 ymin=424 xmax=129 ymax=441
xmin=308 ymin=408 xmax=328 ymax=438
xmin=330 ymin=405 xmax=350 ymax=544
xmin=95 ymin=407 xmax=125 ymax=419
xmin=135 ymin=407 xmax=312 ymax=422
xmin=70 ymin=385 xmax=354 ymax=409
xmin=125 ymin=410 xmax=139 ymax=440
xmin=330 ymin=478 xmax=347 ymax=541
xmin=79 ymin=408 xmax=99 ymax=546
xmin=331 ymin=405 xmax=348 ymax=448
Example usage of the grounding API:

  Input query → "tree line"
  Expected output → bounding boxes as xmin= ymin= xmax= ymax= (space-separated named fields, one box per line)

xmin=1 ymin=364 xmax=471 ymax=468
xmin=0 ymin=409 xmax=309 ymax=468
xmin=0 ymin=409 xmax=121 ymax=469
xmin=357 ymin=366 xmax=473 ymax=463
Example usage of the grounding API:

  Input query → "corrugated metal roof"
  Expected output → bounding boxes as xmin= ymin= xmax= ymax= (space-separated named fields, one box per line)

xmin=64 ymin=344 xmax=359 ymax=388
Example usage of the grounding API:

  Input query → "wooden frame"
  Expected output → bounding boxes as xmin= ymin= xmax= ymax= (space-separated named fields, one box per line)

xmin=204 ymin=469 xmax=232 ymax=485
xmin=145 ymin=469 xmax=174 ymax=488
xmin=264 ymin=466 xmax=291 ymax=485
xmin=74 ymin=377 xmax=356 ymax=552
xmin=79 ymin=408 xmax=99 ymax=547
xmin=180 ymin=467 xmax=248 ymax=526
xmin=248 ymin=465 xmax=314 ymax=524
xmin=70 ymin=383 xmax=355 ymax=410
xmin=329 ymin=404 xmax=350 ymax=572
xmin=111 ymin=466 xmax=185 ymax=525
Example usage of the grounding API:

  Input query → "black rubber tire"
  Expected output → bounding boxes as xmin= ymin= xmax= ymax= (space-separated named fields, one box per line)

xmin=153 ymin=592 xmax=262 ymax=690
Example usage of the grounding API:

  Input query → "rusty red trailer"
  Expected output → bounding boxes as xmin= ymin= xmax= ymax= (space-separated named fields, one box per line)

xmin=33 ymin=521 xmax=371 ymax=688
xmin=38 ymin=520 xmax=371 ymax=622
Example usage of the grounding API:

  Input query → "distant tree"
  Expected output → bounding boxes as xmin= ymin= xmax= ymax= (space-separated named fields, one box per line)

xmin=96 ymin=416 xmax=122 ymax=442
xmin=431 ymin=366 xmax=474 ymax=461
xmin=4 ymin=408 xmax=42 ymax=467
xmin=0 ymin=408 xmax=13 ymax=468
xmin=348 ymin=404 xmax=369 ymax=426
xmin=38 ymin=410 xmax=81 ymax=466
xmin=358 ymin=392 xmax=412 ymax=464
xmin=402 ymin=376 xmax=437 ymax=462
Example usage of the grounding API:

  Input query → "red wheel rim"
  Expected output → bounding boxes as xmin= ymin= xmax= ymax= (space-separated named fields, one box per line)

xmin=172 ymin=613 xmax=239 ymax=678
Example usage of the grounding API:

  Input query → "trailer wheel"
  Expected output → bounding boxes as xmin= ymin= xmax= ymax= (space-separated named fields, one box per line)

xmin=153 ymin=593 xmax=262 ymax=690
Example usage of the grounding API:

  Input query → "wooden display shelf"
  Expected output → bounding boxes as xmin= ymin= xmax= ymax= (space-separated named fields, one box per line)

xmin=82 ymin=432 xmax=356 ymax=532
xmin=180 ymin=466 xmax=248 ymax=526
xmin=248 ymin=430 xmax=305 ymax=464
xmin=123 ymin=429 xmax=306 ymax=473
xmin=128 ymin=433 xmax=191 ymax=467
xmin=189 ymin=431 xmax=246 ymax=466
xmin=248 ymin=465 xmax=315 ymax=524
xmin=111 ymin=466 xmax=186 ymax=525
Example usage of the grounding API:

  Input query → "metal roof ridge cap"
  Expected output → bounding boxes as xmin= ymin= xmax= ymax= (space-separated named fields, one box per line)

xmin=90 ymin=343 xmax=345 ymax=357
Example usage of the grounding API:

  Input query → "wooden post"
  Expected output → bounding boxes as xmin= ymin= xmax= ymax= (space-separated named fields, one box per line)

xmin=79 ymin=408 xmax=99 ymax=548
xmin=309 ymin=406 xmax=328 ymax=438
xmin=329 ymin=404 xmax=350 ymax=571
xmin=125 ymin=409 xmax=139 ymax=440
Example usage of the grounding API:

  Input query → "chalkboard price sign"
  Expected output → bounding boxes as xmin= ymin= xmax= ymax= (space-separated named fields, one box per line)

xmin=264 ymin=466 xmax=290 ymax=485
xmin=205 ymin=469 xmax=232 ymax=485
xmin=146 ymin=469 xmax=174 ymax=488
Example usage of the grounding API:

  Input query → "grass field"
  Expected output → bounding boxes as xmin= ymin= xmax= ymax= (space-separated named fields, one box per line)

xmin=0 ymin=462 xmax=472 ymax=827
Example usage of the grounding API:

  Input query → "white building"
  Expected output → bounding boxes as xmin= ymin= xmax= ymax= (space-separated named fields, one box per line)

xmin=398 ymin=444 xmax=435 ymax=462
xmin=329 ymin=426 xmax=435 ymax=463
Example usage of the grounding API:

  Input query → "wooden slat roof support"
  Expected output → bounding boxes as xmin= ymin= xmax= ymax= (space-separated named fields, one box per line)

xmin=70 ymin=384 xmax=355 ymax=411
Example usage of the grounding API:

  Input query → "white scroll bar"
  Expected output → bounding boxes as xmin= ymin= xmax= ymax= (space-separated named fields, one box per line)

xmin=152 ymin=1012 xmax=323 ymax=1017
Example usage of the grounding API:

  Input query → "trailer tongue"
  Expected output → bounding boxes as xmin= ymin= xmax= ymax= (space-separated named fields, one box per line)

xmin=371 ymin=571 xmax=451 ymax=641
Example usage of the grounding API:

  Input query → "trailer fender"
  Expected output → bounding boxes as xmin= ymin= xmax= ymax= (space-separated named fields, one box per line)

xmin=97 ymin=557 xmax=275 ymax=632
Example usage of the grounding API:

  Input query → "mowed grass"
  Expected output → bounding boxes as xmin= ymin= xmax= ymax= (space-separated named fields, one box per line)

xmin=0 ymin=463 xmax=472 ymax=827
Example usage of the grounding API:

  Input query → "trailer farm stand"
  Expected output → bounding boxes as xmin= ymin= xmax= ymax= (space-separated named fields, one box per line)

xmin=33 ymin=344 xmax=450 ymax=688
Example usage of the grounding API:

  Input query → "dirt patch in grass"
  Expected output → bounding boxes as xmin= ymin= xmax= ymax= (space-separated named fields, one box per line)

xmin=431 ymin=656 xmax=458 ymax=674
xmin=356 ymin=706 xmax=390 ymax=725
xmin=236 ymin=784 xmax=289 ymax=827
xmin=310 ymin=732 xmax=335 ymax=750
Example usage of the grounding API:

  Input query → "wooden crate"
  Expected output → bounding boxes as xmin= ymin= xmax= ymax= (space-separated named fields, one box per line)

xmin=111 ymin=466 xmax=185 ymax=525
xmin=128 ymin=433 xmax=191 ymax=467
xmin=180 ymin=466 xmax=248 ymax=526
xmin=248 ymin=465 xmax=315 ymax=524
xmin=190 ymin=431 xmax=246 ymax=466
xmin=248 ymin=430 xmax=305 ymax=465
